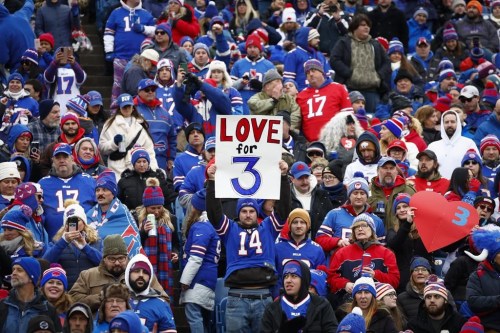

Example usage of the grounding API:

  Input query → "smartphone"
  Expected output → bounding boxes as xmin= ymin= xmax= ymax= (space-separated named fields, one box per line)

xmin=361 ymin=253 xmax=372 ymax=269
xmin=180 ymin=62 xmax=188 ymax=73
xmin=60 ymin=47 xmax=68 ymax=64
xmin=30 ymin=141 xmax=40 ymax=157
xmin=34 ymin=38 xmax=40 ymax=50
xmin=65 ymin=47 xmax=73 ymax=59
xmin=67 ymin=217 xmax=78 ymax=232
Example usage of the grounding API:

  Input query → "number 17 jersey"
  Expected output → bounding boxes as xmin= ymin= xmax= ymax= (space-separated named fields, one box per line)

xmin=296 ymin=81 xmax=353 ymax=142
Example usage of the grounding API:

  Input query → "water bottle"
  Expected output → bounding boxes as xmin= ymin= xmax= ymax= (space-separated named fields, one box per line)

xmin=147 ymin=214 xmax=157 ymax=237
xmin=118 ymin=141 xmax=126 ymax=153
xmin=361 ymin=252 xmax=372 ymax=270
xmin=376 ymin=201 xmax=385 ymax=214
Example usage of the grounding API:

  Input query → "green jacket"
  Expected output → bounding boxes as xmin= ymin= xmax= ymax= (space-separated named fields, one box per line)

xmin=247 ymin=91 xmax=302 ymax=131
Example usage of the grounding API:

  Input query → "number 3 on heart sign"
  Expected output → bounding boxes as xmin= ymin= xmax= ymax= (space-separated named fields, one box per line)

xmin=231 ymin=156 xmax=262 ymax=196
xmin=452 ymin=207 xmax=469 ymax=226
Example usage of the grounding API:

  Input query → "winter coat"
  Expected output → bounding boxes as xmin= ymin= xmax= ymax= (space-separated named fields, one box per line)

xmin=407 ymin=18 xmax=433 ymax=54
xmin=35 ymin=0 xmax=80 ymax=49
xmin=343 ymin=131 xmax=382 ymax=185
xmin=473 ymin=113 xmax=500 ymax=147
xmin=367 ymin=3 xmax=409 ymax=48
xmin=433 ymin=45 xmax=468 ymax=72
xmin=260 ymin=294 xmax=339 ymax=332
xmin=0 ymin=0 xmax=35 ymax=73
xmin=304 ymin=8 xmax=349 ymax=56
xmin=328 ymin=240 xmax=400 ymax=293
xmin=99 ymin=114 xmax=159 ymax=180
xmin=455 ymin=16 xmax=499 ymax=52
xmin=158 ymin=3 xmax=199 ymax=45
xmin=386 ymin=219 xmax=433 ymax=292
xmin=330 ymin=35 xmax=391 ymax=95
xmin=42 ymin=236 xmax=103 ymax=289
xmin=368 ymin=175 xmax=416 ymax=229
xmin=248 ymin=92 xmax=302 ymax=132
xmin=421 ymin=127 xmax=441 ymax=145
xmin=466 ymin=261 xmax=500 ymax=331
xmin=291 ymin=184 xmax=333 ymax=239
xmin=143 ymin=30 xmax=188 ymax=70
xmin=117 ymin=167 xmax=176 ymax=211
xmin=444 ymin=253 xmax=478 ymax=302
xmin=0 ymin=289 xmax=62 ymax=333
xmin=407 ymin=302 xmax=466 ymax=333
xmin=69 ymin=262 xmax=166 ymax=313
xmin=367 ymin=308 xmax=398 ymax=333
xmin=427 ymin=110 xmax=480 ymax=179
xmin=63 ymin=303 xmax=93 ymax=333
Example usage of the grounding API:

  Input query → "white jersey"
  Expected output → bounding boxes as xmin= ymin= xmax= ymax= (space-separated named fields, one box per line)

xmin=49 ymin=67 xmax=83 ymax=116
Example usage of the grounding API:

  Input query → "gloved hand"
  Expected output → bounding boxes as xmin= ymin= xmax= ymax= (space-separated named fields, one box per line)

xmin=105 ymin=52 xmax=114 ymax=62
xmin=132 ymin=23 xmax=145 ymax=33
xmin=249 ymin=78 xmax=262 ymax=91
xmin=114 ymin=134 xmax=123 ymax=145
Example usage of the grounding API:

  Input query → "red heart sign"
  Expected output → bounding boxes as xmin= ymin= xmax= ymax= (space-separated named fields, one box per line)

xmin=409 ymin=191 xmax=479 ymax=252
xmin=340 ymin=137 xmax=356 ymax=150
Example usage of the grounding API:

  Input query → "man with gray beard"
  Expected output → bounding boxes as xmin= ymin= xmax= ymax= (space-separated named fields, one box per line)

xmin=0 ymin=257 xmax=62 ymax=333
xmin=408 ymin=150 xmax=450 ymax=195
xmin=27 ymin=99 xmax=62 ymax=152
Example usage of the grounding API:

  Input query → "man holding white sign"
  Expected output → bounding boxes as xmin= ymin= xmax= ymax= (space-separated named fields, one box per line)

xmin=206 ymin=160 xmax=290 ymax=333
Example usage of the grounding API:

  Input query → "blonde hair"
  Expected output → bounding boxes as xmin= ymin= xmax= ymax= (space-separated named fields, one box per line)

xmin=235 ymin=0 xmax=259 ymax=28
xmin=351 ymin=294 xmax=378 ymax=328
xmin=42 ymin=288 xmax=73 ymax=315
xmin=137 ymin=205 xmax=175 ymax=231
xmin=52 ymin=199 xmax=99 ymax=243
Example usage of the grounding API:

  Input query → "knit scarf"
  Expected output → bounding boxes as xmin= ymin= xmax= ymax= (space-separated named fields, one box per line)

xmin=144 ymin=224 xmax=173 ymax=298
xmin=0 ymin=236 xmax=22 ymax=254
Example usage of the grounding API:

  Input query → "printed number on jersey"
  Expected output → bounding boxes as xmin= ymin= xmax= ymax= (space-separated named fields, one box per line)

xmin=55 ymin=190 xmax=79 ymax=212
xmin=306 ymin=96 xmax=326 ymax=118
xmin=238 ymin=230 xmax=263 ymax=256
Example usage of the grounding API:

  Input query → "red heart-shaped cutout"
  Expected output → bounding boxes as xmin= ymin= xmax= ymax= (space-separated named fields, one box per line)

xmin=340 ymin=137 xmax=356 ymax=150
xmin=409 ymin=192 xmax=479 ymax=252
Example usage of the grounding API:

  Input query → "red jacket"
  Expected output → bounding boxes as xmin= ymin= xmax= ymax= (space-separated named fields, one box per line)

xmin=410 ymin=176 xmax=450 ymax=195
xmin=158 ymin=4 xmax=199 ymax=45
xmin=404 ymin=129 xmax=427 ymax=152
xmin=327 ymin=241 xmax=400 ymax=292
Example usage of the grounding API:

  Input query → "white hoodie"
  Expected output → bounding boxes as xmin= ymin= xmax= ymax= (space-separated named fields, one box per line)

xmin=427 ymin=110 xmax=480 ymax=179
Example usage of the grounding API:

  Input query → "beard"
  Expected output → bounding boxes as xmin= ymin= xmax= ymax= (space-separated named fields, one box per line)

xmin=445 ymin=127 xmax=455 ymax=138
xmin=109 ymin=266 xmax=125 ymax=277
xmin=130 ymin=277 xmax=149 ymax=293
xmin=427 ymin=302 xmax=446 ymax=317
xmin=417 ymin=169 xmax=434 ymax=178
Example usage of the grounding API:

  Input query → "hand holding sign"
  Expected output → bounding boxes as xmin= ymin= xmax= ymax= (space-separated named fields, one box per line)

xmin=409 ymin=192 xmax=479 ymax=252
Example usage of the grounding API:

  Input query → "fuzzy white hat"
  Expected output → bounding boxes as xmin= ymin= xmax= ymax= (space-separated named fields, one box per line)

xmin=0 ymin=162 xmax=21 ymax=181
xmin=206 ymin=60 xmax=233 ymax=88
xmin=282 ymin=6 xmax=296 ymax=23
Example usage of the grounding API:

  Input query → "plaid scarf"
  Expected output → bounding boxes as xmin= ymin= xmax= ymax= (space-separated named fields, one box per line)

xmin=144 ymin=223 xmax=173 ymax=299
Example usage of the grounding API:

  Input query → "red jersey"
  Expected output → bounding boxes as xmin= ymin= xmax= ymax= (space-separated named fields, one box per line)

xmin=296 ymin=81 xmax=353 ymax=142
xmin=408 ymin=176 xmax=450 ymax=195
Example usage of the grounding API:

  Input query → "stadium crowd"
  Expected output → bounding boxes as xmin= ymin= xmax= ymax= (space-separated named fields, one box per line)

xmin=1 ymin=0 xmax=500 ymax=331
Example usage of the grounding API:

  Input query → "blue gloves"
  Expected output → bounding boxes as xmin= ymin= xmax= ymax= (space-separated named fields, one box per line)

xmin=132 ymin=23 xmax=145 ymax=33
xmin=105 ymin=52 xmax=114 ymax=62
xmin=114 ymin=134 xmax=123 ymax=145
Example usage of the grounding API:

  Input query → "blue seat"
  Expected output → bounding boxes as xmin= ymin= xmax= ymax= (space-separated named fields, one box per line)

xmin=216 ymin=297 xmax=228 ymax=333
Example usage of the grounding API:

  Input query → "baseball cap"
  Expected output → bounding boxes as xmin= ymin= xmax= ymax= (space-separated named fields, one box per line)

xmin=416 ymin=37 xmax=430 ymax=47
xmin=416 ymin=149 xmax=438 ymax=161
xmin=377 ymin=156 xmax=397 ymax=167
xmin=117 ymin=93 xmax=134 ymax=108
xmin=140 ymin=49 xmax=159 ymax=66
xmin=53 ymin=143 xmax=72 ymax=157
xmin=387 ymin=139 xmax=408 ymax=152
xmin=137 ymin=79 xmax=158 ymax=91
xmin=460 ymin=85 xmax=480 ymax=99
xmin=290 ymin=161 xmax=311 ymax=178
xmin=68 ymin=305 xmax=90 ymax=319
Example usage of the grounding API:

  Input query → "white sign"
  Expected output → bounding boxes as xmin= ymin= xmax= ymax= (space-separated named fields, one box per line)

xmin=215 ymin=115 xmax=283 ymax=199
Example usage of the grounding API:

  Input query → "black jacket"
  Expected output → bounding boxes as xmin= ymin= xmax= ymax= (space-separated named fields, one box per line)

xmin=260 ymin=294 xmax=338 ymax=332
xmin=367 ymin=3 xmax=409 ymax=49
xmin=444 ymin=253 xmax=478 ymax=302
xmin=117 ymin=168 xmax=176 ymax=212
xmin=291 ymin=185 xmax=333 ymax=239
xmin=407 ymin=302 xmax=466 ymax=333
xmin=367 ymin=309 xmax=398 ymax=333
xmin=330 ymin=36 xmax=391 ymax=95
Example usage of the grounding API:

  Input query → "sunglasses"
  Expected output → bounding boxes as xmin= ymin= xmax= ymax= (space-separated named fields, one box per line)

xmin=308 ymin=151 xmax=323 ymax=157
xmin=464 ymin=160 xmax=478 ymax=165
xmin=21 ymin=61 xmax=31 ymax=65
xmin=460 ymin=96 xmax=474 ymax=103
xmin=155 ymin=30 xmax=166 ymax=35
xmin=143 ymin=87 xmax=156 ymax=93
xmin=478 ymin=204 xmax=493 ymax=213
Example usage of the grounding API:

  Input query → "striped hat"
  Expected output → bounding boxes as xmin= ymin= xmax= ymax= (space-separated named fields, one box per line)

xmin=384 ymin=117 xmax=405 ymax=139
xmin=443 ymin=23 xmax=458 ymax=41
xmin=480 ymin=134 xmax=500 ymax=155
xmin=438 ymin=68 xmax=457 ymax=82
xmin=1 ymin=205 xmax=32 ymax=232
xmin=388 ymin=38 xmax=404 ymax=55
xmin=424 ymin=281 xmax=448 ymax=301
xmin=375 ymin=282 xmax=396 ymax=301
xmin=66 ymin=95 xmax=89 ymax=117
xmin=41 ymin=264 xmax=68 ymax=290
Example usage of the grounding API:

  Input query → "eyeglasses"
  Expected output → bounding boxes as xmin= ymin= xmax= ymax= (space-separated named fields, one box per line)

xmin=323 ymin=175 xmax=336 ymax=181
xmin=464 ymin=160 xmax=478 ymax=165
xmin=352 ymin=223 xmax=369 ymax=230
xmin=478 ymin=204 xmax=493 ymax=213
xmin=36 ymin=194 xmax=43 ymax=200
xmin=460 ymin=96 xmax=474 ymax=103
xmin=143 ymin=87 xmax=156 ymax=93
xmin=105 ymin=298 xmax=127 ymax=305
xmin=413 ymin=267 xmax=429 ymax=273
xmin=385 ymin=292 xmax=397 ymax=298
xmin=105 ymin=256 xmax=127 ymax=263
xmin=155 ymin=31 xmax=166 ymax=35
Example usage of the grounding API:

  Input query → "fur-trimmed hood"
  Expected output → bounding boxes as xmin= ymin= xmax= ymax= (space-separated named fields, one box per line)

xmin=125 ymin=253 xmax=154 ymax=296
xmin=319 ymin=112 xmax=364 ymax=152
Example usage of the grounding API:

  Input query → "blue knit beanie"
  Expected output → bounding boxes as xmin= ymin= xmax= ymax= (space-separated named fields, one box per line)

xmin=236 ymin=198 xmax=259 ymax=216
xmin=96 ymin=169 xmax=117 ymax=196
xmin=191 ymin=189 xmax=206 ymax=211
xmin=461 ymin=149 xmax=483 ymax=167
xmin=352 ymin=276 xmax=376 ymax=298
xmin=392 ymin=193 xmax=411 ymax=214
xmin=410 ymin=256 xmax=432 ymax=272
xmin=41 ymin=264 xmax=68 ymax=290
xmin=12 ymin=257 xmax=41 ymax=287
xmin=310 ymin=268 xmax=327 ymax=297
xmin=131 ymin=146 xmax=150 ymax=166
xmin=337 ymin=307 xmax=366 ymax=333
xmin=8 ymin=73 xmax=25 ymax=86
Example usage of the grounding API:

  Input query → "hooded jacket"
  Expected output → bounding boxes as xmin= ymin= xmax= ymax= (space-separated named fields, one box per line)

xmin=63 ymin=303 xmax=93 ymax=333
xmin=7 ymin=124 xmax=31 ymax=154
xmin=0 ymin=0 xmax=35 ymax=73
xmin=343 ymin=131 xmax=381 ymax=185
xmin=427 ymin=110 xmax=480 ymax=179
xmin=34 ymin=0 xmax=80 ymax=49
xmin=261 ymin=260 xmax=339 ymax=332
xmin=109 ymin=311 xmax=144 ymax=333
xmin=407 ymin=301 xmax=466 ymax=333
xmin=283 ymin=27 xmax=333 ymax=91
xmin=125 ymin=254 xmax=177 ymax=332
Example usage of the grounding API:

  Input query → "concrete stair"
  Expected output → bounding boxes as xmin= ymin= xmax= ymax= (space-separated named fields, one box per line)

xmin=78 ymin=22 xmax=113 ymax=107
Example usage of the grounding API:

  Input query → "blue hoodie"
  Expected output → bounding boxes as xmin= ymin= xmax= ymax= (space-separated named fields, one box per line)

xmin=109 ymin=311 xmax=144 ymax=333
xmin=11 ymin=155 xmax=31 ymax=182
xmin=0 ymin=0 xmax=35 ymax=79
xmin=7 ymin=124 xmax=32 ymax=154
xmin=283 ymin=27 xmax=332 ymax=91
